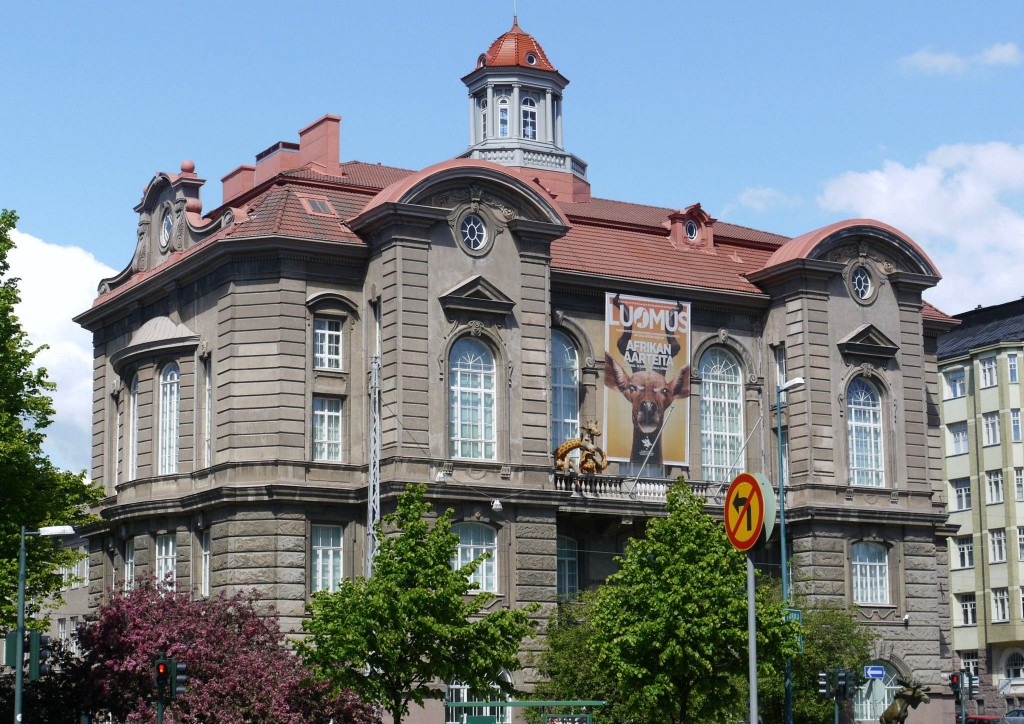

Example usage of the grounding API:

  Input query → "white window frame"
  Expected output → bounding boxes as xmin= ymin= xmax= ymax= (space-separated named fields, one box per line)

xmin=994 ymin=588 xmax=1010 ymax=622
xmin=961 ymin=651 xmax=980 ymax=677
xmin=984 ymin=411 xmax=1001 ymax=446
xmin=847 ymin=378 xmax=884 ymax=487
xmin=988 ymin=469 xmax=1005 ymax=504
xmin=550 ymin=330 xmax=580 ymax=453
xmin=311 ymin=524 xmax=343 ymax=594
xmin=129 ymin=373 xmax=139 ymax=480
xmin=556 ymin=536 xmax=579 ymax=600
xmin=200 ymin=529 xmax=211 ymax=597
xmin=981 ymin=357 xmax=998 ymax=388
xmin=775 ymin=344 xmax=788 ymax=402
xmin=991 ymin=528 xmax=1007 ymax=563
xmin=851 ymin=541 xmax=889 ymax=605
xmin=1011 ymin=353 xmax=1019 ymax=384
xmin=449 ymin=338 xmax=497 ymax=460
xmin=445 ymin=671 xmax=511 ymax=724
xmin=1017 ymin=468 xmax=1024 ymax=501
xmin=521 ymin=96 xmax=537 ymax=140
xmin=955 ymin=536 xmax=974 ymax=569
xmin=313 ymin=316 xmax=344 ymax=370
xmin=155 ymin=533 xmax=176 ymax=588
xmin=699 ymin=348 xmax=744 ymax=483
xmin=203 ymin=357 xmax=213 ymax=467
xmin=1013 ymin=409 xmax=1022 ymax=442
xmin=853 ymin=661 xmax=901 ymax=721
xmin=452 ymin=522 xmax=497 ymax=593
xmin=944 ymin=367 xmax=966 ymax=399
xmin=497 ymin=95 xmax=509 ymax=138
xmin=124 ymin=538 xmax=135 ymax=591
xmin=312 ymin=396 xmax=344 ymax=462
xmin=1008 ymin=652 xmax=1024 ymax=678
xmin=952 ymin=478 xmax=972 ymax=511
xmin=158 ymin=364 xmax=180 ymax=476
xmin=948 ymin=422 xmax=969 ymax=456
xmin=958 ymin=593 xmax=977 ymax=626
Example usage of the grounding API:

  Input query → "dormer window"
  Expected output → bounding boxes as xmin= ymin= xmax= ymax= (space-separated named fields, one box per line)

xmin=522 ymin=97 xmax=537 ymax=140
xmin=497 ymin=96 xmax=509 ymax=138
xmin=299 ymin=195 xmax=337 ymax=217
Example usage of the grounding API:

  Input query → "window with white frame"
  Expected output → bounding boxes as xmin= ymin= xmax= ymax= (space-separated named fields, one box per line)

xmin=775 ymin=344 xmax=788 ymax=402
xmin=981 ymin=357 xmax=998 ymax=388
xmin=550 ymin=330 xmax=580 ymax=454
xmin=984 ymin=412 xmax=1001 ymax=446
xmin=445 ymin=671 xmax=511 ymax=724
xmin=944 ymin=368 xmax=966 ymax=399
xmin=114 ymin=408 xmax=121 ymax=486
xmin=449 ymin=338 xmax=497 ymax=460
xmin=158 ymin=364 xmax=180 ymax=475
xmin=452 ymin=522 xmax=497 ymax=593
xmin=480 ymin=98 xmax=488 ymax=139
xmin=313 ymin=316 xmax=343 ymax=370
xmin=521 ymin=96 xmax=537 ymax=139
xmin=988 ymin=469 xmax=1005 ymax=504
xmin=124 ymin=538 xmax=135 ymax=590
xmin=1021 ymin=588 xmax=1024 ymax=620
xmin=1013 ymin=409 xmax=1022 ymax=442
xmin=69 ymin=617 xmax=79 ymax=654
xmin=58 ymin=618 xmax=66 ymax=644
xmin=81 ymin=549 xmax=89 ymax=589
xmin=129 ymin=373 xmax=139 ymax=480
xmin=992 ymin=529 xmax=1007 ymax=563
xmin=994 ymin=588 xmax=1010 ymax=622
xmin=948 ymin=422 xmax=969 ymax=456
xmin=955 ymin=536 xmax=974 ymax=569
xmin=957 ymin=593 xmax=977 ymax=625
xmin=200 ymin=529 xmax=211 ymax=597
xmin=960 ymin=651 xmax=979 ymax=677
xmin=203 ymin=357 xmax=213 ymax=467
xmin=1011 ymin=354 xmax=1020 ymax=384
xmin=556 ymin=536 xmax=579 ymax=600
xmin=311 ymin=524 xmax=343 ymax=594
xmin=854 ymin=661 xmax=901 ymax=721
xmin=699 ymin=348 xmax=744 ymax=483
xmin=952 ymin=478 xmax=972 ymax=511
xmin=1008 ymin=652 xmax=1024 ymax=678
xmin=155 ymin=533 xmax=176 ymax=587
xmin=1017 ymin=468 xmax=1024 ymax=501
xmin=497 ymin=95 xmax=509 ymax=138
xmin=312 ymin=396 xmax=343 ymax=462
xmin=851 ymin=542 xmax=889 ymax=605
xmin=847 ymin=378 xmax=884 ymax=487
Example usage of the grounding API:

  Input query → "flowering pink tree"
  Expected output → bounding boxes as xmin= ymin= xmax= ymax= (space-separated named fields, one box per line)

xmin=71 ymin=579 xmax=378 ymax=724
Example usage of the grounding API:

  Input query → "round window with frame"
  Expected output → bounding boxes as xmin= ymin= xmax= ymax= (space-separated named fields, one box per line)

xmin=457 ymin=212 xmax=490 ymax=255
xmin=849 ymin=264 xmax=877 ymax=303
xmin=159 ymin=208 xmax=174 ymax=250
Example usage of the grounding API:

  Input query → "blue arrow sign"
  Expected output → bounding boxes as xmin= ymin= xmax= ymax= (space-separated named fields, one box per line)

xmin=864 ymin=665 xmax=884 ymax=680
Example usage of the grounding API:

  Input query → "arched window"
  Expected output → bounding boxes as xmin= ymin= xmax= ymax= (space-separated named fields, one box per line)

xmin=557 ymin=536 xmax=579 ymax=600
xmin=521 ymin=96 xmax=537 ymax=140
xmin=851 ymin=541 xmax=889 ymax=605
xmin=445 ymin=670 xmax=511 ymax=724
xmin=854 ymin=661 xmax=901 ymax=720
xmin=128 ymin=373 xmax=139 ymax=480
xmin=699 ymin=348 xmax=743 ymax=482
xmin=449 ymin=338 xmax=496 ymax=460
xmin=551 ymin=330 xmax=580 ymax=453
xmin=451 ymin=522 xmax=496 ymax=593
xmin=1006 ymin=652 xmax=1024 ymax=679
xmin=480 ymin=98 xmax=488 ymax=140
xmin=497 ymin=95 xmax=509 ymax=138
xmin=158 ymin=364 xmax=179 ymax=476
xmin=848 ymin=378 xmax=884 ymax=487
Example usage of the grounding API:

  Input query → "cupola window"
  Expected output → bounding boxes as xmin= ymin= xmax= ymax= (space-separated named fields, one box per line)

xmin=522 ymin=97 xmax=537 ymax=140
xmin=480 ymin=98 xmax=488 ymax=140
xmin=497 ymin=96 xmax=509 ymax=138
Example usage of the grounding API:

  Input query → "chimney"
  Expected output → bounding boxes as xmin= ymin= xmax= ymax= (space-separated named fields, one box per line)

xmin=222 ymin=165 xmax=255 ymax=206
xmin=297 ymin=115 xmax=341 ymax=174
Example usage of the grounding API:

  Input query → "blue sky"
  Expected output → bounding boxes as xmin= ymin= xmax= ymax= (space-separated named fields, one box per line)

xmin=1 ymin=0 xmax=1022 ymax=472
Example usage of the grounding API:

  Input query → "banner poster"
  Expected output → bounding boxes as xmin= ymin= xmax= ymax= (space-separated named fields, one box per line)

xmin=603 ymin=293 xmax=691 ymax=468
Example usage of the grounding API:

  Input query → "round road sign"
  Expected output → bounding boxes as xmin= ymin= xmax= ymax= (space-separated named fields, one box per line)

xmin=725 ymin=472 xmax=767 ymax=552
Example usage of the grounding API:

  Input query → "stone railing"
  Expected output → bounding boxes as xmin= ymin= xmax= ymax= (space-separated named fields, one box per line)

xmin=552 ymin=472 xmax=727 ymax=505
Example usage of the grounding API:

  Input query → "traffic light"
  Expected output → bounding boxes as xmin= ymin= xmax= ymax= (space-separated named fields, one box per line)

xmin=836 ymin=669 xmax=850 ymax=700
xmin=172 ymin=659 xmax=188 ymax=699
xmin=4 ymin=630 xmax=19 ymax=668
xmin=817 ymin=671 xmax=831 ymax=699
xmin=28 ymin=632 xmax=53 ymax=680
xmin=154 ymin=656 xmax=171 ymax=696
xmin=950 ymin=672 xmax=962 ymax=702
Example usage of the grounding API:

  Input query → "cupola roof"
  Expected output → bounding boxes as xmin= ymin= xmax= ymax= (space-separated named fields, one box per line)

xmin=476 ymin=19 xmax=556 ymax=72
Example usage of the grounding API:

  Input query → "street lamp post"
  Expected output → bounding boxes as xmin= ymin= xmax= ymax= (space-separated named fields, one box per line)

xmin=777 ymin=376 xmax=804 ymax=724
xmin=14 ymin=524 xmax=75 ymax=724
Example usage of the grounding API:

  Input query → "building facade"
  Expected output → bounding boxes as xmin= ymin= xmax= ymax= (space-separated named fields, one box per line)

xmin=940 ymin=299 xmax=1024 ymax=714
xmin=74 ymin=20 xmax=957 ymax=723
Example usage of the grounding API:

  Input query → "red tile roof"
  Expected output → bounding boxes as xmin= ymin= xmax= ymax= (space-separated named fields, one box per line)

xmin=478 ymin=20 xmax=556 ymax=72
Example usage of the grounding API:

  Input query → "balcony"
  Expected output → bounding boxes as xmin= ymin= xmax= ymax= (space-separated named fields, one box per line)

xmin=552 ymin=472 xmax=727 ymax=505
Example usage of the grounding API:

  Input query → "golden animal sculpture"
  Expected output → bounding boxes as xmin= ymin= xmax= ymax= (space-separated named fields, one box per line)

xmin=554 ymin=421 xmax=609 ymax=475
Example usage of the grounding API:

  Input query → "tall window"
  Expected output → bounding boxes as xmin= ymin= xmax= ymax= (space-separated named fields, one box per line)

xmin=480 ymin=98 xmax=488 ymax=140
xmin=497 ymin=96 xmax=509 ymax=138
xmin=984 ymin=412 xmax=1001 ymax=446
xmin=981 ymin=357 xmax=998 ymax=388
xmin=1017 ymin=468 xmax=1024 ymax=500
xmin=556 ymin=536 xmax=579 ymax=600
xmin=155 ymin=533 xmax=176 ymax=588
xmin=1011 ymin=354 xmax=1020 ymax=384
xmin=991 ymin=529 xmax=1007 ymax=563
xmin=200 ymin=529 xmax=211 ymax=597
xmin=994 ymin=588 xmax=1010 ymax=622
xmin=948 ymin=422 xmax=969 ymax=455
xmin=1007 ymin=652 xmax=1024 ymax=678
xmin=203 ymin=358 xmax=213 ymax=467
xmin=445 ymin=671 xmax=511 ymax=724
xmin=158 ymin=364 xmax=180 ymax=475
xmin=952 ymin=479 xmax=972 ymax=511
xmin=550 ymin=331 xmax=580 ymax=452
xmin=775 ymin=344 xmax=788 ymax=402
xmin=699 ymin=349 xmax=743 ymax=483
xmin=957 ymin=593 xmax=977 ymax=625
xmin=313 ymin=316 xmax=343 ymax=369
xmin=449 ymin=338 xmax=497 ymax=460
xmin=851 ymin=542 xmax=889 ymax=605
xmin=988 ymin=470 xmax=1005 ymax=504
xmin=1019 ymin=528 xmax=1024 ymax=560
xmin=114 ymin=408 xmax=121 ymax=486
xmin=944 ymin=368 xmax=966 ymax=399
xmin=129 ymin=374 xmax=139 ymax=480
xmin=311 ymin=524 xmax=343 ymax=593
xmin=961 ymin=651 xmax=979 ymax=677
xmin=954 ymin=536 xmax=974 ymax=569
xmin=1013 ymin=409 xmax=1022 ymax=442
xmin=313 ymin=397 xmax=343 ymax=462
xmin=848 ymin=378 xmax=884 ymax=487
xmin=854 ymin=661 xmax=901 ymax=721
xmin=521 ymin=97 xmax=537 ymax=139
xmin=452 ymin=523 xmax=496 ymax=593
xmin=124 ymin=538 xmax=135 ymax=591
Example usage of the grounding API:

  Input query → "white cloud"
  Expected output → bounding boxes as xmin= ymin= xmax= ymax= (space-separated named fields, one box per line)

xmin=899 ymin=42 xmax=1022 ymax=75
xmin=8 ymin=229 xmax=114 ymax=473
xmin=735 ymin=186 xmax=803 ymax=213
xmin=818 ymin=142 xmax=1024 ymax=315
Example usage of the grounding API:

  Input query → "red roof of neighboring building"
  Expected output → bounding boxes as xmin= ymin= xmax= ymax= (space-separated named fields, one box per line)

xmin=477 ymin=19 xmax=556 ymax=72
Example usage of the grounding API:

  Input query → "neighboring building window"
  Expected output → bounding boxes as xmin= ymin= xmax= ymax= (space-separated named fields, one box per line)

xmin=312 ymin=396 xmax=343 ymax=462
xmin=944 ymin=368 xmax=966 ymax=399
xmin=81 ymin=550 xmax=89 ymax=589
xmin=992 ymin=529 xmax=1008 ymax=563
xmin=452 ymin=522 xmax=497 ymax=593
xmin=155 ymin=533 xmax=176 ymax=587
xmin=851 ymin=542 xmax=889 ymax=605
xmin=550 ymin=330 xmax=580 ymax=453
xmin=556 ymin=536 xmax=579 ymax=600
xmin=521 ymin=96 xmax=537 ymax=139
xmin=200 ymin=529 xmax=211 ymax=597
xmin=158 ymin=363 xmax=180 ymax=475
xmin=988 ymin=470 xmax=1005 ymax=504
xmin=1011 ymin=354 xmax=1019 ymax=384
xmin=1017 ymin=468 xmax=1024 ymax=500
xmin=955 ymin=536 xmax=974 ymax=569
xmin=984 ymin=411 xmax=1001 ymax=446
xmin=994 ymin=588 xmax=1010 ymax=622
xmin=981 ymin=357 xmax=998 ymax=388
xmin=58 ymin=618 xmax=66 ymax=644
xmin=449 ymin=338 xmax=497 ymax=460
xmin=952 ymin=479 xmax=972 ymax=511
xmin=497 ymin=96 xmax=509 ymax=137
xmin=847 ymin=378 xmax=884 ymax=487
xmin=203 ymin=358 xmax=213 ymax=467
xmin=1013 ymin=409 xmax=1022 ymax=442
xmin=124 ymin=539 xmax=135 ymax=591
xmin=1007 ymin=652 xmax=1024 ymax=678
xmin=313 ymin=316 xmax=343 ymax=370
xmin=311 ymin=524 xmax=343 ymax=594
xmin=961 ymin=651 xmax=979 ymax=677
xmin=445 ymin=672 xmax=511 ymax=724
xmin=948 ymin=422 xmax=969 ymax=455
xmin=780 ymin=428 xmax=790 ymax=487
xmin=854 ymin=661 xmax=900 ymax=721
xmin=1020 ymin=527 xmax=1024 ymax=560
xmin=69 ymin=617 xmax=79 ymax=654
xmin=699 ymin=348 xmax=743 ymax=483
xmin=129 ymin=374 xmax=139 ymax=480
xmin=957 ymin=593 xmax=977 ymax=626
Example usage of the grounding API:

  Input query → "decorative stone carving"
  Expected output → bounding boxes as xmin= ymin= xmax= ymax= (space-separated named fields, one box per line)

xmin=468 ymin=320 xmax=485 ymax=337
xmin=828 ymin=245 xmax=897 ymax=275
xmin=717 ymin=328 xmax=729 ymax=343
xmin=435 ymin=186 xmax=520 ymax=221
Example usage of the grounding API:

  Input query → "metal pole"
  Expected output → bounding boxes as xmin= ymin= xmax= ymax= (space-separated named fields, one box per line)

xmin=778 ymin=384 xmax=794 ymax=724
xmin=747 ymin=556 xmax=758 ymax=724
xmin=14 ymin=526 xmax=26 ymax=724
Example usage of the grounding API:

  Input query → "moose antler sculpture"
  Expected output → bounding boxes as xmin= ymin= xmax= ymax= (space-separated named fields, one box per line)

xmin=879 ymin=675 xmax=931 ymax=724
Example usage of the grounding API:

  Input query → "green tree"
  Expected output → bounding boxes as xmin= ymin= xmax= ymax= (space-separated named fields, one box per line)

xmin=0 ymin=209 xmax=101 ymax=630
xmin=299 ymin=483 xmax=538 ymax=724
xmin=585 ymin=482 xmax=799 ymax=723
